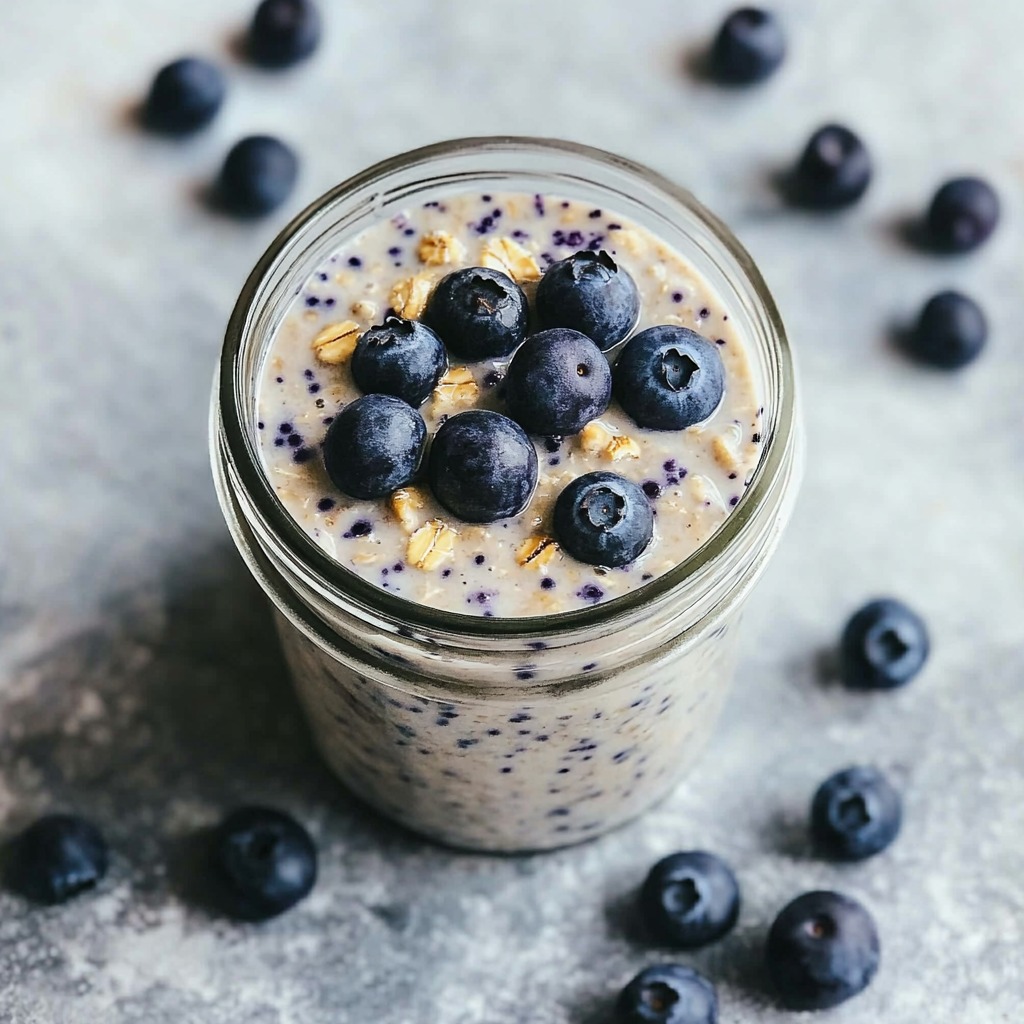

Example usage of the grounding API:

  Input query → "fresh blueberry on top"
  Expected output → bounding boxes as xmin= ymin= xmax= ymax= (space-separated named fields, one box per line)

xmin=903 ymin=290 xmax=987 ymax=369
xmin=215 ymin=135 xmax=298 ymax=217
xmin=613 ymin=326 xmax=725 ymax=431
xmin=247 ymin=0 xmax=322 ymax=68
xmin=811 ymin=766 xmax=902 ymax=861
xmin=925 ymin=176 xmax=1000 ymax=253
xmin=765 ymin=890 xmax=880 ymax=1010
xmin=840 ymin=598 xmax=929 ymax=690
xmin=322 ymin=393 xmax=426 ymax=499
xmin=6 ymin=814 xmax=108 ymax=905
xmin=615 ymin=963 xmax=718 ymax=1024
xmin=709 ymin=7 xmax=786 ymax=85
xmin=554 ymin=472 xmax=654 ymax=568
xmin=211 ymin=806 xmax=317 ymax=921
xmin=536 ymin=250 xmax=640 ymax=351
xmin=351 ymin=316 xmax=448 ymax=406
xmin=423 ymin=267 xmax=527 ymax=361
xmin=142 ymin=57 xmax=225 ymax=135
xmin=788 ymin=125 xmax=872 ymax=210
xmin=428 ymin=410 xmax=538 ymax=523
xmin=504 ymin=328 xmax=612 ymax=435
xmin=639 ymin=851 xmax=741 ymax=948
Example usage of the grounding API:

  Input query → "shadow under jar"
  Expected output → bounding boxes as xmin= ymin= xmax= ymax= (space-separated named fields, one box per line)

xmin=211 ymin=137 xmax=802 ymax=852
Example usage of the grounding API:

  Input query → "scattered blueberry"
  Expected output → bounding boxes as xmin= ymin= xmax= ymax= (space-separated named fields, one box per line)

xmin=639 ymin=851 xmax=741 ymax=948
xmin=709 ymin=7 xmax=786 ymax=85
xmin=787 ymin=124 xmax=872 ymax=210
xmin=615 ymin=963 xmax=718 ymax=1024
xmin=924 ymin=176 xmax=1000 ymax=253
xmin=428 ymin=410 xmax=538 ymax=523
xmin=904 ymin=290 xmax=987 ymax=369
xmin=142 ymin=57 xmax=225 ymax=135
xmin=614 ymin=326 xmax=725 ymax=430
xmin=215 ymin=135 xmax=298 ymax=217
xmin=423 ymin=267 xmax=527 ymax=361
xmin=839 ymin=598 xmax=929 ymax=690
xmin=351 ymin=316 xmax=448 ymax=406
xmin=765 ymin=891 xmax=880 ymax=1010
xmin=247 ymin=0 xmax=322 ymax=67
xmin=536 ymin=250 xmax=640 ymax=351
xmin=554 ymin=472 xmax=654 ymax=567
xmin=811 ymin=766 xmax=902 ymax=861
xmin=5 ymin=814 xmax=108 ymax=905
xmin=322 ymin=394 xmax=426 ymax=499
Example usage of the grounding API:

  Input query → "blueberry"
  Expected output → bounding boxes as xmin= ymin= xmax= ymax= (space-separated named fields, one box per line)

xmin=840 ymin=598 xmax=929 ymax=690
xmin=536 ymin=250 xmax=640 ymax=351
xmin=613 ymin=326 xmax=725 ymax=431
xmin=904 ymin=290 xmax=987 ymax=369
xmin=6 ymin=814 xmax=108 ymax=904
xmin=709 ymin=7 xmax=786 ymax=85
xmin=428 ymin=410 xmax=538 ymax=523
xmin=211 ymin=807 xmax=317 ymax=920
xmin=322 ymin=394 xmax=426 ymax=499
xmin=554 ymin=472 xmax=653 ymax=568
xmin=766 ymin=891 xmax=880 ymax=1010
xmin=639 ymin=851 xmax=741 ymax=948
xmin=788 ymin=125 xmax=872 ymax=210
xmin=423 ymin=267 xmax=527 ymax=361
xmin=247 ymin=0 xmax=322 ymax=68
xmin=925 ymin=176 xmax=1000 ymax=253
xmin=811 ymin=766 xmax=902 ymax=861
xmin=615 ymin=963 xmax=718 ymax=1024
xmin=215 ymin=135 xmax=298 ymax=217
xmin=142 ymin=57 xmax=225 ymax=135
xmin=351 ymin=317 xmax=448 ymax=406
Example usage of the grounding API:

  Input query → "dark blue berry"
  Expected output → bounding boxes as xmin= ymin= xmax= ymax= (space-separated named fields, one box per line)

xmin=351 ymin=316 xmax=448 ymax=406
xmin=6 ymin=814 xmax=108 ymax=904
xmin=536 ymin=250 xmax=640 ymax=351
xmin=143 ymin=57 xmax=225 ymax=135
xmin=423 ymin=267 xmax=527 ymax=361
xmin=709 ymin=7 xmax=786 ymax=85
xmin=811 ymin=766 xmax=902 ymax=861
xmin=322 ymin=394 xmax=426 ymax=499
xmin=504 ymin=328 xmax=612 ymax=435
xmin=615 ymin=963 xmax=718 ymax=1024
xmin=554 ymin=471 xmax=653 ymax=567
xmin=211 ymin=807 xmax=317 ymax=920
xmin=428 ymin=410 xmax=538 ymax=523
xmin=613 ymin=326 xmax=725 ymax=430
xmin=904 ymin=290 xmax=987 ymax=369
xmin=216 ymin=135 xmax=298 ymax=217
xmin=247 ymin=0 xmax=322 ymax=68
xmin=840 ymin=598 xmax=929 ymax=690
xmin=925 ymin=176 xmax=1000 ymax=253
xmin=766 ymin=891 xmax=880 ymax=1010
xmin=789 ymin=125 xmax=872 ymax=210
xmin=639 ymin=851 xmax=740 ymax=948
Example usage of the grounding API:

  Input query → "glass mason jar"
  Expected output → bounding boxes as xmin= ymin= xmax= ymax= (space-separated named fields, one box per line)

xmin=211 ymin=137 xmax=802 ymax=852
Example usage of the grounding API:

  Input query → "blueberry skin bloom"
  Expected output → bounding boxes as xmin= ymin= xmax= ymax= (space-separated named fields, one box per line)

xmin=248 ymin=0 xmax=322 ymax=68
xmin=216 ymin=136 xmax=299 ymax=217
xmin=554 ymin=472 xmax=654 ymax=568
xmin=211 ymin=807 xmax=317 ymax=921
xmin=615 ymin=963 xmax=718 ymax=1024
xmin=709 ymin=7 xmax=786 ymax=85
xmin=428 ymin=410 xmax=539 ymax=523
xmin=143 ymin=57 xmax=226 ymax=135
xmin=6 ymin=814 xmax=109 ymax=904
xmin=504 ymin=328 xmax=612 ymax=435
xmin=811 ymin=766 xmax=902 ymax=861
xmin=905 ymin=290 xmax=987 ymax=369
xmin=766 ymin=891 xmax=880 ymax=1010
xmin=840 ymin=598 xmax=929 ymax=690
xmin=423 ymin=267 xmax=528 ymax=361
xmin=536 ymin=250 xmax=640 ymax=351
xmin=613 ymin=326 xmax=725 ymax=431
xmin=639 ymin=851 xmax=741 ymax=948
xmin=322 ymin=394 xmax=426 ymax=500
xmin=925 ymin=176 xmax=1000 ymax=253
xmin=788 ymin=124 xmax=872 ymax=210
xmin=351 ymin=317 xmax=448 ymax=406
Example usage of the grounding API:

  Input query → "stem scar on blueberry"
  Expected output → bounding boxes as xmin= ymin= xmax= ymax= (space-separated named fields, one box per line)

xmin=661 ymin=349 xmax=700 ymax=392
xmin=837 ymin=795 xmax=871 ymax=829
xmin=581 ymin=488 xmax=625 ymax=530
xmin=806 ymin=915 xmax=837 ymax=940
xmin=641 ymin=983 xmax=679 ymax=1012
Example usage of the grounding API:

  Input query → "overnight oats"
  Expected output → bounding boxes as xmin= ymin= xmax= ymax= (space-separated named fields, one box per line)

xmin=213 ymin=138 xmax=801 ymax=851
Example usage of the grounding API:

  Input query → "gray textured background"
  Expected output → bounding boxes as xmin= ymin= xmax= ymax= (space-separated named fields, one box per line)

xmin=1 ymin=1 xmax=1022 ymax=1021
